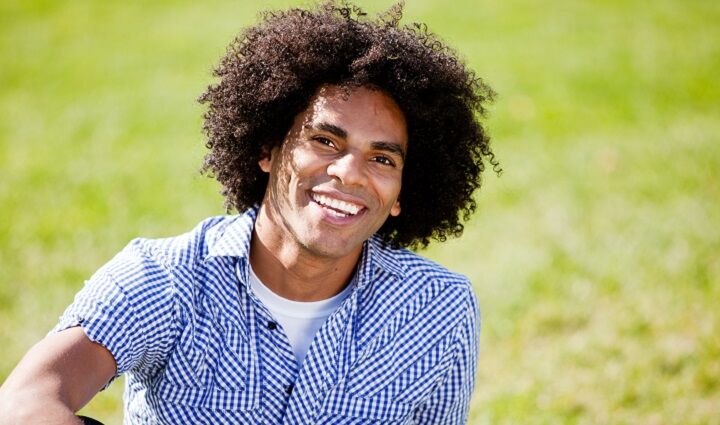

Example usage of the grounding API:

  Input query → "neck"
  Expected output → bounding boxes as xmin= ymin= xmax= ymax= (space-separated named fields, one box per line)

xmin=250 ymin=205 xmax=362 ymax=302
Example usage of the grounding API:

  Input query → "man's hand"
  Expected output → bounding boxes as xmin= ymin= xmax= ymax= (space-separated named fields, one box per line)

xmin=0 ymin=327 xmax=116 ymax=424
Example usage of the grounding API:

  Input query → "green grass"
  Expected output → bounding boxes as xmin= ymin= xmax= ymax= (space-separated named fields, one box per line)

xmin=1 ymin=0 xmax=718 ymax=423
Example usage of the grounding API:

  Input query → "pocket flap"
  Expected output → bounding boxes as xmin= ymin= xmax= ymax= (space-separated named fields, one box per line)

xmin=154 ymin=378 xmax=258 ymax=411
xmin=320 ymin=390 xmax=414 ymax=422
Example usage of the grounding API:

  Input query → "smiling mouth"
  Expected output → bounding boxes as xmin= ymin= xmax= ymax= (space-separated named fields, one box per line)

xmin=310 ymin=192 xmax=364 ymax=218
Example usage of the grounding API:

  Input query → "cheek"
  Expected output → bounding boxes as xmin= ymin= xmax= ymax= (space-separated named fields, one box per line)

xmin=385 ymin=171 xmax=403 ymax=195
xmin=377 ymin=174 xmax=403 ymax=205
xmin=293 ymin=151 xmax=335 ymax=186
xmin=285 ymin=151 xmax=322 ymax=196
xmin=291 ymin=147 xmax=326 ymax=171
xmin=275 ymin=147 xmax=304 ymax=182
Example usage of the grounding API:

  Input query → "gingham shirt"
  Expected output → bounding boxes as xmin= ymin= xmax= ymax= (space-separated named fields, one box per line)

xmin=54 ymin=208 xmax=481 ymax=424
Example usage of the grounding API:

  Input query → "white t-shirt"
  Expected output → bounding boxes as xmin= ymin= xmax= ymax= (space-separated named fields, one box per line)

xmin=248 ymin=264 xmax=353 ymax=365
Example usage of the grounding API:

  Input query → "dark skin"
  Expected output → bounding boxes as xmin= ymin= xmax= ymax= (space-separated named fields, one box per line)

xmin=0 ymin=84 xmax=408 ymax=422
xmin=0 ymin=328 xmax=115 ymax=424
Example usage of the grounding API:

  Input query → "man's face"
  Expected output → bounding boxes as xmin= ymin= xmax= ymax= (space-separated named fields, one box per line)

xmin=259 ymin=85 xmax=407 ymax=259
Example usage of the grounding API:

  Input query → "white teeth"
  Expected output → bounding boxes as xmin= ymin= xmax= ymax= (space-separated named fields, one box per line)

xmin=326 ymin=208 xmax=348 ymax=218
xmin=311 ymin=193 xmax=362 ymax=215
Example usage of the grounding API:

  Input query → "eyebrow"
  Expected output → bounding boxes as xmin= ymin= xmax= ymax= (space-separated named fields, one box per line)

xmin=306 ymin=122 xmax=406 ymax=161
xmin=314 ymin=122 xmax=347 ymax=139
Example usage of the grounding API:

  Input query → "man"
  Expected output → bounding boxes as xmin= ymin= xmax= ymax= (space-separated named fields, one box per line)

xmin=0 ymin=2 xmax=498 ymax=423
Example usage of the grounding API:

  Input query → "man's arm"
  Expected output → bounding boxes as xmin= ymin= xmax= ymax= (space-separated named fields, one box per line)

xmin=0 ymin=327 xmax=116 ymax=424
xmin=413 ymin=288 xmax=481 ymax=424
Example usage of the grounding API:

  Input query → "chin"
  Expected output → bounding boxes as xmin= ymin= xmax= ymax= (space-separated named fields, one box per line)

xmin=302 ymin=238 xmax=361 ymax=259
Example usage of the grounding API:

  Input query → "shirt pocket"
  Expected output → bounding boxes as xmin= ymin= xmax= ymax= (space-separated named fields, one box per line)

xmin=151 ymin=379 xmax=258 ymax=425
xmin=152 ymin=311 xmax=258 ymax=412
xmin=316 ymin=387 xmax=415 ymax=424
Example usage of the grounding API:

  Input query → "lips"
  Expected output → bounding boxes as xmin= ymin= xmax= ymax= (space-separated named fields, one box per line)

xmin=310 ymin=192 xmax=365 ymax=218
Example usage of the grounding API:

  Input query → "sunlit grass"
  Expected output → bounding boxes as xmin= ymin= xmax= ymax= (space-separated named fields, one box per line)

xmin=1 ymin=0 xmax=718 ymax=423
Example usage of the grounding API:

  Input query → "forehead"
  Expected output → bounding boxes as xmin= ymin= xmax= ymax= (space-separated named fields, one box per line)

xmin=301 ymin=85 xmax=408 ymax=147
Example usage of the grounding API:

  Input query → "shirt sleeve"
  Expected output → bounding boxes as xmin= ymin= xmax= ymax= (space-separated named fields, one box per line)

xmin=51 ymin=241 xmax=179 ymax=386
xmin=413 ymin=287 xmax=481 ymax=424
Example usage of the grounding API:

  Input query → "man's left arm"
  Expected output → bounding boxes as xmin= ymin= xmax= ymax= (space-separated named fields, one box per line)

xmin=413 ymin=288 xmax=481 ymax=424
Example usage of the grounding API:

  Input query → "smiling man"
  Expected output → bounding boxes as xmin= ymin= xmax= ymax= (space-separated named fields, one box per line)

xmin=252 ymin=85 xmax=407 ymax=303
xmin=0 ymin=2 xmax=498 ymax=424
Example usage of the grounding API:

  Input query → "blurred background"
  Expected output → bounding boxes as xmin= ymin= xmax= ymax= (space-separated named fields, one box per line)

xmin=1 ymin=0 xmax=718 ymax=423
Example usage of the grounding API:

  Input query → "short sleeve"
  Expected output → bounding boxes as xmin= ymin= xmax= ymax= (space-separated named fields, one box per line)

xmin=412 ymin=286 xmax=481 ymax=424
xmin=51 ymin=243 xmax=179 ymax=384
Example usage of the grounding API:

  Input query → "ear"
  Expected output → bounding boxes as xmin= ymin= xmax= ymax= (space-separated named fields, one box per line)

xmin=258 ymin=147 xmax=274 ymax=173
xmin=390 ymin=200 xmax=401 ymax=217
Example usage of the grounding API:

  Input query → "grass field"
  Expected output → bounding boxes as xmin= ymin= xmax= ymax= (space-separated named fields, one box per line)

xmin=1 ymin=0 xmax=718 ymax=423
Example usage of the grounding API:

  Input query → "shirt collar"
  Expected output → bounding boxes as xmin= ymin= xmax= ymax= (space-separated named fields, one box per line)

xmin=206 ymin=206 xmax=405 ymax=281
xmin=206 ymin=206 xmax=258 ymax=259
xmin=357 ymin=236 xmax=404 ymax=287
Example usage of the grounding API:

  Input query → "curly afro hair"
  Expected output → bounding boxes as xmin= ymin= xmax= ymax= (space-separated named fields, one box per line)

xmin=199 ymin=0 xmax=499 ymax=249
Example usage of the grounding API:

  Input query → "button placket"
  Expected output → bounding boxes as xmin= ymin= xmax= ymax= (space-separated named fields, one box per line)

xmin=282 ymin=287 xmax=360 ymax=424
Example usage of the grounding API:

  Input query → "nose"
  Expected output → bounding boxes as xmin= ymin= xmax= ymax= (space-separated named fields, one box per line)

xmin=326 ymin=152 xmax=368 ymax=187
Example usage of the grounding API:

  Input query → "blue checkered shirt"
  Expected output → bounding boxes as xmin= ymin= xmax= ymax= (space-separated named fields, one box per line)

xmin=54 ymin=208 xmax=481 ymax=424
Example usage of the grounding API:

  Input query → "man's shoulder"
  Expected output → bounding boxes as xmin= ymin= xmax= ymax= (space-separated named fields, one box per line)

xmin=357 ymin=242 xmax=480 ymax=363
xmin=120 ymin=214 xmax=252 ymax=267
xmin=374 ymin=241 xmax=473 ymax=292
xmin=367 ymin=240 xmax=478 ymax=322
xmin=87 ymin=214 xmax=250 ymax=310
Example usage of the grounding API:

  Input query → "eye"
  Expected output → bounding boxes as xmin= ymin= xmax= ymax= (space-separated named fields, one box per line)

xmin=372 ymin=156 xmax=396 ymax=167
xmin=312 ymin=136 xmax=335 ymax=148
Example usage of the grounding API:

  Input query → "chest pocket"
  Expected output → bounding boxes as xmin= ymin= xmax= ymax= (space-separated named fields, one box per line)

xmin=152 ymin=310 xmax=259 ymax=412
xmin=316 ymin=387 xmax=415 ymax=424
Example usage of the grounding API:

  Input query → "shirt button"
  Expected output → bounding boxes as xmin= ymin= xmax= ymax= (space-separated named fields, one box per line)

xmin=267 ymin=321 xmax=277 ymax=330
xmin=285 ymin=384 xmax=294 ymax=395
